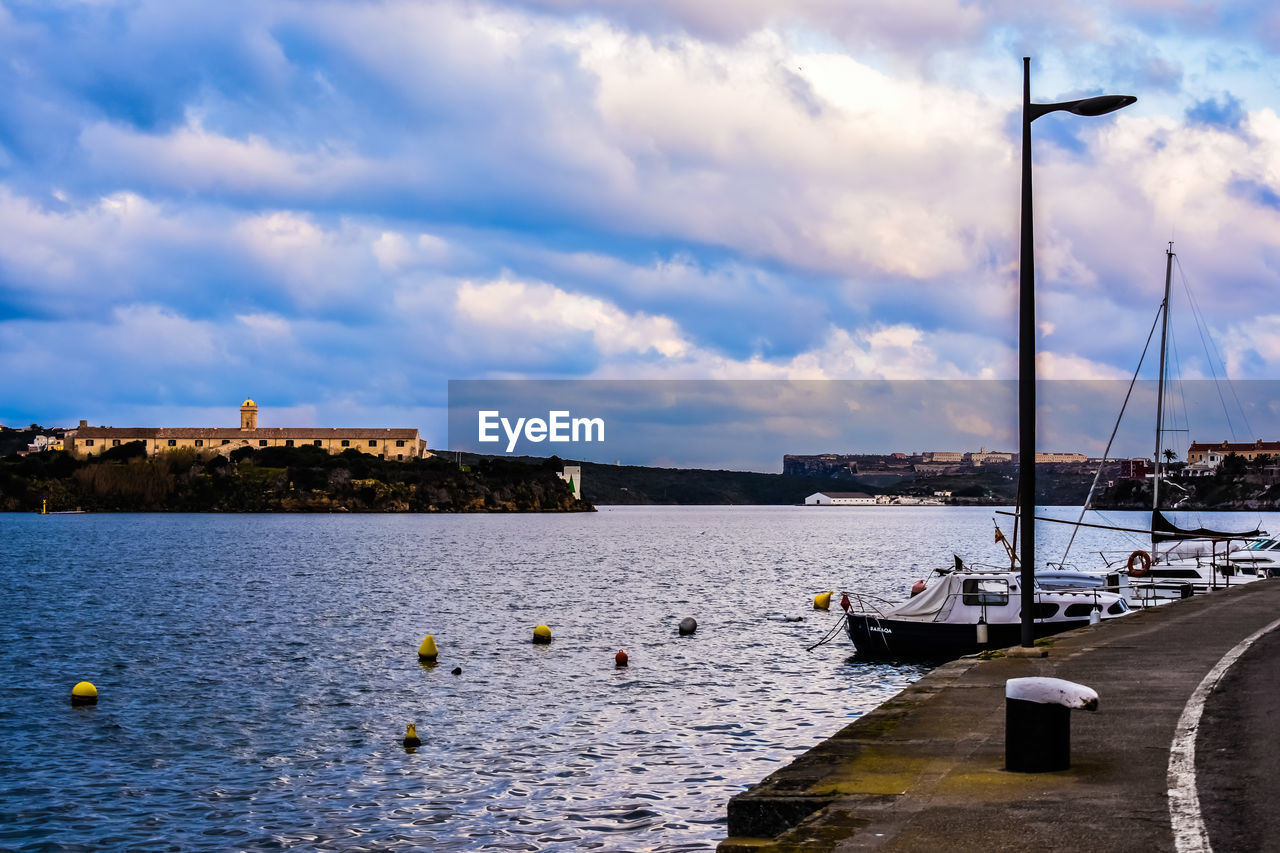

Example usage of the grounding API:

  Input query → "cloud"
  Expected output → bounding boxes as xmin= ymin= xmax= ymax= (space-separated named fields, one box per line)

xmin=1186 ymin=92 xmax=1246 ymax=130
xmin=80 ymin=117 xmax=378 ymax=200
xmin=454 ymin=277 xmax=692 ymax=365
xmin=3 ymin=0 xmax=1280 ymax=466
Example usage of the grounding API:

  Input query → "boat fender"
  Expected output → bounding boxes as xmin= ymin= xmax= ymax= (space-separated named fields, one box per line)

xmin=910 ymin=580 xmax=927 ymax=598
xmin=1126 ymin=550 xmax=1152 ymax=577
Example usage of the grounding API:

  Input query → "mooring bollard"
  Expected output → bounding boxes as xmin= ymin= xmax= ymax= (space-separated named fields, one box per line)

xmin=1005 ymin=677 xmax=1098 ymax=773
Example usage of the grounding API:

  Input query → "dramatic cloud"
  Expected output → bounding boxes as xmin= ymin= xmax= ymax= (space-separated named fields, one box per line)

xmin=2 ymin=0 xmax=1279 ymax=465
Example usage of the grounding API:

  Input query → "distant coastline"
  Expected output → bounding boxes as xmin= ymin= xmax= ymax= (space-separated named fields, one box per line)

xmin=2 ymin=441 xmax=592 ymax=513
xmin=6 ymin=435 xmax=1277 ymax=511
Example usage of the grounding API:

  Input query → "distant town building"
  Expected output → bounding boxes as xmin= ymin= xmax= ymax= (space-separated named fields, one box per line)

xmin=782 ymin=454 xmax=859 ymax=477
xmin=911 ymin=462 xmax=957 ymax=474
xmin=805 ymin=491 xmax=875 ymax=506
xmin=1120 ymin=458 xmax=1153 ymax=481
xmin=1034 ymin=452 xmax=1088 ymax=464
xmin=785 ymin=448 xmax=1091 ymax=477
xmin=65 ymin=399 xmax=429 ymax=461
xmin=966 ymin=448 xmax=1015 ymax=466
xmin=1187 ymin=440 xmax=1280 ymax=467
xmin=22 ymin=434 xmax=64 ymax=455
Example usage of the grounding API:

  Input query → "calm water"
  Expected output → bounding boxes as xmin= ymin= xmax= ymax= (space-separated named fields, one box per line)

xmin=3 ymin=506 xmax=1271 ymax=851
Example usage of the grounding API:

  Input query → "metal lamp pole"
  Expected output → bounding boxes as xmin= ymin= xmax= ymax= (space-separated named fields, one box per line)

xmin=1019 ymin=57 xmax=1135 ymax=648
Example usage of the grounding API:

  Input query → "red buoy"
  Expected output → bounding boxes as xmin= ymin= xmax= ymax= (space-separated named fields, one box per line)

xmin=910 ymin=580 xmax=927 ymax=598
xmin=615 ymin=650 xmax=629 ymax=667
xmin=840 ymin=593 xmax=851 ymax=612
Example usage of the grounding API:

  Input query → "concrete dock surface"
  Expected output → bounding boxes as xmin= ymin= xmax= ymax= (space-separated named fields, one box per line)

xmin=720 ymin=578 xmax=1280 ymax=852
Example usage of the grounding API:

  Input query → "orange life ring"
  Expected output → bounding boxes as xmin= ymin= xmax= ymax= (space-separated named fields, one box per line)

xmin=1127 ymin=549 xmax=1152 ymax=577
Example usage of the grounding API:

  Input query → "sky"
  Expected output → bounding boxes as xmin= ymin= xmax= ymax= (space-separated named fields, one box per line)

xmin=2 ymin=0 xmax=1279 ymax=467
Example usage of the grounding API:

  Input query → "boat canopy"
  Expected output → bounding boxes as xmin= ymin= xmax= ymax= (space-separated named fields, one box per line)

xmin=1151 ymin=510 xmax=1263 ymax=544
xmin=891 ymin=578 xmax=954 ymax=618
xmin=890 ymin=573 xmax=1011 ymax=619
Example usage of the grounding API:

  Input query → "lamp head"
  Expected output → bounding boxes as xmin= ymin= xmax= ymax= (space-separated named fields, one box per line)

xmin=1067 ymin=94 xmax=1137 ymax=116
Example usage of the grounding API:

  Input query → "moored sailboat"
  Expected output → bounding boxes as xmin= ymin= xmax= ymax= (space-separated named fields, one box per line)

xmin=1058 ymin=245 xmax=1269 ymax=597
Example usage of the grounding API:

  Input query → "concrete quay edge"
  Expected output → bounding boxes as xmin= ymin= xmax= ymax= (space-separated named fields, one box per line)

xmin=719 ymin=579 xmax=1280 ymax=852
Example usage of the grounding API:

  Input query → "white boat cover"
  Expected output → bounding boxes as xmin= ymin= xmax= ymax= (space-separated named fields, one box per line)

xmin=888 ymin=573 xmax=987 ymax=618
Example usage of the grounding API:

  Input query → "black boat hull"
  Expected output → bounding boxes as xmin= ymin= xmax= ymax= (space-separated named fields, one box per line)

xmin=845 ymin=613 xmax=1093 ymax=659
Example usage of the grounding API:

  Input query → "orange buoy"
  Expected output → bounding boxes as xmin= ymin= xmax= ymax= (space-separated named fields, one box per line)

xmin=1127 ymin=550 xmax=1152 ymax=577
xmin=910 ymin=580 xmax=927 ymax=597
xmin=615 ymin=650 xmax=628 ymax=667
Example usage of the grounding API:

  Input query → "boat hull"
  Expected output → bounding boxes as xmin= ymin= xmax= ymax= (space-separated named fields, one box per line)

xmin=845 ymin=613 xmax=1092 ymax=660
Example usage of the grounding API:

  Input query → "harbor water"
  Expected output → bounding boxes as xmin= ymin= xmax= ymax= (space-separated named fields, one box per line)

xmin=3 ymin=506 xmax=1267 ymax=851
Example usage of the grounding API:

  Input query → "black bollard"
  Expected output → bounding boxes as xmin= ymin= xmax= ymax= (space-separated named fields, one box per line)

xmin=1006 ymin=699 xmax=1071 ymax=772
xmin=1004 ymin=677 xmax=1097 ymax=773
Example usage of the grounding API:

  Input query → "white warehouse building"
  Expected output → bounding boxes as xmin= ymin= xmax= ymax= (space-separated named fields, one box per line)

xmin=805 ymin=491 xmax=876 ymax=506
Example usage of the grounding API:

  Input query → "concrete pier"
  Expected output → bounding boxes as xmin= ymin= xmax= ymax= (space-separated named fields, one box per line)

xmin=720 ymin=579 xmax=1280 ymax=852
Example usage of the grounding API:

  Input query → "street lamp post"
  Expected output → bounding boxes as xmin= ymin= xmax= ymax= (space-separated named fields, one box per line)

xmin=1019 ymin=57 xmax=1135 ymax=648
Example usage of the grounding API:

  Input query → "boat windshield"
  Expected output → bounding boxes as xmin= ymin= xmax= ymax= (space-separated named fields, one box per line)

xmin=961 ymin=578 xmax=1009 ymax=606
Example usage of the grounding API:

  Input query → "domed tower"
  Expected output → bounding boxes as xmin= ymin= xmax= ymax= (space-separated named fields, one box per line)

xmin=240 ymin=398 xmax=258 ymax=430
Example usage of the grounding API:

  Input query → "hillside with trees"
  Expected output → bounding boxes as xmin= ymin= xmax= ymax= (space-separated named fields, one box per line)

xmin=1097 ymin=453 xmax=1280 ymax=510
xmin=1 ymin=442 xmax=591 ymax=513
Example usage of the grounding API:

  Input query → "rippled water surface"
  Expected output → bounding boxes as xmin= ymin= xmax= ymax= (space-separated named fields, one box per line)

xmin=4 ymin=506 xmax=1267 ymax=851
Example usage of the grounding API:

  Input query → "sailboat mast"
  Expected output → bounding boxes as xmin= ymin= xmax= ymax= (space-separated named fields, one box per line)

xmin=1153 ymin=243 xmax=1174 ymax=512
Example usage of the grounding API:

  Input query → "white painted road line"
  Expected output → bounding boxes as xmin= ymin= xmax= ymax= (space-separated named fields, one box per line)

xmin=1168 ymin=614 xmax=1280 ymax=853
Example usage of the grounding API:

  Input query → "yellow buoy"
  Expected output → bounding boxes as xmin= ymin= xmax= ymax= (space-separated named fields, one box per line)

xmin=418 ymin=635 xmax=439 ymax=661
xmin=403 ymin=723 xmax=421 ymax=749
xmin=70 ymin=681 xmax=98 ymax=706
xmin=533 ymin=624 xmax=552 ymax=644
xmin=813 ymin=591 xmax=832 ymax=610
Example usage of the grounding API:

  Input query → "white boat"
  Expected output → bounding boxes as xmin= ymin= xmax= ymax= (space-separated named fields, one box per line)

xmin=844 ymin=567 xmax=1131 ymax=659
xmin=1120 ymin=510 xmax=1264 ymax=596
xmin=1060 ymin=246 xmax=1269 ymax=598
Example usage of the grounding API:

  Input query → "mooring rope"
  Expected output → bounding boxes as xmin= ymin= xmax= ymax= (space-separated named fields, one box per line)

xmin=806 ymin=611 xmax=850 ymax=652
